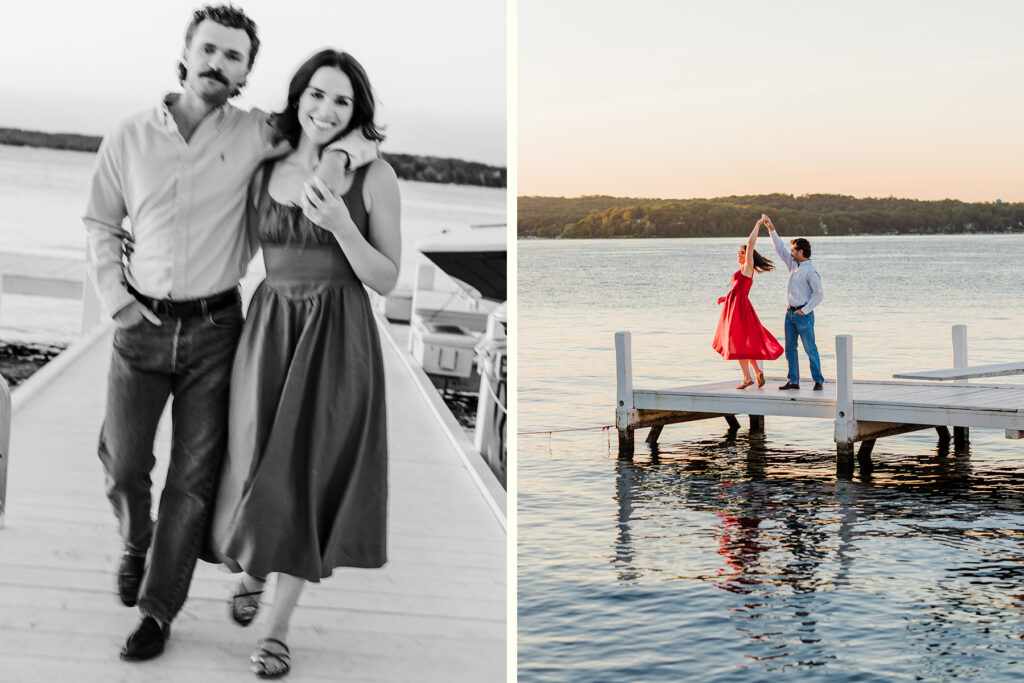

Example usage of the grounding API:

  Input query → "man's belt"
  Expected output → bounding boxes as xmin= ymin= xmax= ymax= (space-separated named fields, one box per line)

xmin=128 ymin=285 xmax=239 ymax=318
xmin=788 ymin=304 xmax=806 ymax=312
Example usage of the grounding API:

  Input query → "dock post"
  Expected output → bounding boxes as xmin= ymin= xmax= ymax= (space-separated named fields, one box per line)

xmin=749 ymin=415 xmax=764 ymax=432
xmin=645 ymin=425 xmax=663 ymax=445
xmin=724 ymin=415 xmax=740 ymax=430
xmin=0 ymin=374 xmax=9 ymax=528
xmin=615 ymin=332 xmax=635 ymax=459
xmin=857 ymin=439 xmax=875 ymax=473
xmin=952 ymin=325 xmax=969 ymax=447
xmin=835 ymin=335 xmax=855 ymax=479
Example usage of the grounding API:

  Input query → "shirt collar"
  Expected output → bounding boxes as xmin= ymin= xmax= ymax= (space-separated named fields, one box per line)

xmin=157 ymin=92 xmax=231 ymax=135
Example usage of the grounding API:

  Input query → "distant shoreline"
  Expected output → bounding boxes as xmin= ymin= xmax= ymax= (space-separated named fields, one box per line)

xmin=0 ymin=127 xmax=506 ymax=189
xmin=519 ymin=194 xmax=1024 ymax=239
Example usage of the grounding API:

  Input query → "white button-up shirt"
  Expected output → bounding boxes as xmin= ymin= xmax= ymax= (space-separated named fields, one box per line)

xmin=770 ymin=230 xmax=824 ymax=313
xmin=84 ymin=94 xmax=376 ymax=316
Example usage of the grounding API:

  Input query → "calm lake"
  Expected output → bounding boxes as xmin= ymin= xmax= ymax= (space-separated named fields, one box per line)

xmin=518 ymin=235 xmax=1024 ymax=681
xmin=0 ymin=144 xmax=505 ymax=342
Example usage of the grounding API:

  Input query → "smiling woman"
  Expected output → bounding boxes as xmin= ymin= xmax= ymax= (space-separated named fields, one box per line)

xmin=205 ymin=45 xmax=402 ymax=680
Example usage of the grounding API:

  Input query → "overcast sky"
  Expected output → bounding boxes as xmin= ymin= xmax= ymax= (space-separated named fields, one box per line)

xmin=518 ymin=0 xmax=1024 ymax=201
xmin=0 ymin=0 xmax=506 ymax=166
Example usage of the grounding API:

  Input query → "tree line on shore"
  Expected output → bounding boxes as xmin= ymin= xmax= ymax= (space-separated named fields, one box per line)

xmin=0 ymin=127 xmax=506 ymax=189
xmin=519 ymin=194 xmax=1024 ymax=238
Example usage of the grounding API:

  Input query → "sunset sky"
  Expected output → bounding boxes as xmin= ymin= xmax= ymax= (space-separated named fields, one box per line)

xmin=0 ymin=0 xmax=506 ymax=166
xmin=518 ymin=0 xmax=1024 ymax=202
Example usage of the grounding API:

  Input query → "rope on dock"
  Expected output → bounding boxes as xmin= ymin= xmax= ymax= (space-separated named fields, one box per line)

xmin=518 ymin=424 xmax=613 ymax=436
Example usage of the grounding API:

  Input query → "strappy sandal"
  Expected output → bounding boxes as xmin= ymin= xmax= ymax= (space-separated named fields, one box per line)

xmin=756 ymin=372 xmax=765 ymax=388
xmin=251 ymin=638 xmax=291 ymax=679
xmin=231 ymin=575 xmax=266 ymax=627
xmin=735 ymin=379 xmax=755 ymax=390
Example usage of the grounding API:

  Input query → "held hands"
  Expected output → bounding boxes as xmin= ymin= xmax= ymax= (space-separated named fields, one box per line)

xmin=301 ymin=177 xmax=355 ymax=236
xmin=761 ymin=213 xmax=775 ymax=232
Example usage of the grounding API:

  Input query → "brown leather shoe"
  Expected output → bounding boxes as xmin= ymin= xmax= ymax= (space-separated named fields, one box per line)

xmin=756 ymin=373 xmax=765 ymax=388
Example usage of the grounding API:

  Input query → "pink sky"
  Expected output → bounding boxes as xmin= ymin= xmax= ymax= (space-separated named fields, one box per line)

xmin=518 ymin=0 xmax=1024 ymax=202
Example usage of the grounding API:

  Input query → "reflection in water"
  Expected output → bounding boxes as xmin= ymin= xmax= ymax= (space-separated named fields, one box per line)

xmin=608 ymin=431 xmax=1024 ymax=677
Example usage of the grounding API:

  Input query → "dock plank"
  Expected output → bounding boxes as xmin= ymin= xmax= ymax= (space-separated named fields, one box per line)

xmin=894 ymin=361 xmax=1024 ymax=381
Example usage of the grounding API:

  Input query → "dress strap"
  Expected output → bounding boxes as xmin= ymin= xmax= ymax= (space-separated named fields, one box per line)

xmin=259 ymin=159 xmax=276 ymax=208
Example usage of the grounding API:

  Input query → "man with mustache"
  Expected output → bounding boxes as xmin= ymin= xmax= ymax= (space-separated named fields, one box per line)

xmin=83 ymin=4 xmax=376 ymax=661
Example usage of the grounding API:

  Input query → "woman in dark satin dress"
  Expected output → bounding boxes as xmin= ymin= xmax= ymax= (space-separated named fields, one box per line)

xmin=209 ymin=49 xmax=400 ymax=678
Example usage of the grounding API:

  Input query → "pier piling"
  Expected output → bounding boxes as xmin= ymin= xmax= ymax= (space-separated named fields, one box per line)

xmin=834 ymin=335 xmax=855 ymax=479
xmin=615 ymin=331 xmax=636 ymax=459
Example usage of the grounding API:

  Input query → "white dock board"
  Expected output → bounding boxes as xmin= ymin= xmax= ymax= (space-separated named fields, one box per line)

xmin=0 ymin=325 xmax=506 ymax=681
xmin=632 ymin=377 xmax=1024 ymax=431
xmin=894 ymin=362 xmax=1024 ymax=381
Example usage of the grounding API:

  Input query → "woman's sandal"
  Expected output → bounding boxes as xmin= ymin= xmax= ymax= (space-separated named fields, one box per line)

xmin=251 ymin=638 xmax=291 ymax=679
xmin=756 ymin=372 xmax=765 ymax=388
xmin=231 ymin=575 xmax=266 ymax=627
xmin=735 ymin=379 xmax=755 ymax=390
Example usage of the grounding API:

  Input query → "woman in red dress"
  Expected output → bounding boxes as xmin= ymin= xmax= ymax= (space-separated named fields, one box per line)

xmin=712 ymin=217 xmax=784 ymax=389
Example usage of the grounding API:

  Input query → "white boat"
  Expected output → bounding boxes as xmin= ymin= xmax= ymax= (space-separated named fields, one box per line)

xmin=411 ymin=224 xmax=507 ymax=486
xmin=415 ymin=223 xmax=506 ymax=302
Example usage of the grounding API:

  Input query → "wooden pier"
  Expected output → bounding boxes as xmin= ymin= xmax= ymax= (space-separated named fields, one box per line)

xmin=615 ymin=326 xmax=1024 ymax=479
xmin=0 ymin=317 xmax=506 ymax=681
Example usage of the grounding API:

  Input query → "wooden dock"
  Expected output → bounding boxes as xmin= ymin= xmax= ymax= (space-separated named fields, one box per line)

xmin=615 ymin=328 xmax=1024 ymax=479
xmin=0 ymin=319 xmax=506 ymax=681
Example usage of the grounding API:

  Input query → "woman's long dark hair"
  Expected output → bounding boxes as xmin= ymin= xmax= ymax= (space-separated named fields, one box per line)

xmin=270 ymin=49 xmax=385 ymax=150
xmin=742 ymin=246 xmax=775 ymax=273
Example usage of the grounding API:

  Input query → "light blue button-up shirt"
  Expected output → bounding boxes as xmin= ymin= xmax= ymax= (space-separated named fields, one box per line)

xmin=770 ymin=230 xmax=824 ymax=313
xmin=84 ymin=94 xmax=377 ymax=317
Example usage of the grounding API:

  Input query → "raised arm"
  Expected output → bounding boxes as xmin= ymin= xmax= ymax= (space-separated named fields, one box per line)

xmin=741 ymin=218 xmax=764 ymax=277
xmin=764 ymin=213 xmax=794 ymax=270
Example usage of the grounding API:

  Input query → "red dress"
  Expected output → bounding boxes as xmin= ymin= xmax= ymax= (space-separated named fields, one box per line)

xmin=712 ymin=270 xmax=784 ymax=361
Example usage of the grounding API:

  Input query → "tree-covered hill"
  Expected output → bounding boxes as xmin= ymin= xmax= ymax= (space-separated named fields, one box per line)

xmin=518 ymin=193 xmax=1024 ymax=238
xmin=0 ymin=127 xmax=506 ymax=188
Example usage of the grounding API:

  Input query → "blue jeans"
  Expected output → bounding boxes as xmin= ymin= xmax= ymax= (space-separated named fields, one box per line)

xmin=784 ymin=309 xmax=824 ymax=385
xmin=97 ymin=301 xmax=242 ymax=623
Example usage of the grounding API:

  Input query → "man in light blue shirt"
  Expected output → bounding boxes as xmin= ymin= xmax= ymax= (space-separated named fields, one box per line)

xmin=764 ymin=214 xmax=825 ymax=391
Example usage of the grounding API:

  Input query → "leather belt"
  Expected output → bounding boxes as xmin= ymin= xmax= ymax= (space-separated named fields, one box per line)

xmin=128 ymin=285 xmax=239 ymax=318
xmin=788 ymin=304 xmax=806 ymax=312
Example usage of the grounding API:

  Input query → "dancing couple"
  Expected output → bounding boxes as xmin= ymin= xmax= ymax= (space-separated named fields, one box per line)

xmin=84 ymin=5 xmax=399 ymax=678
xmin=712 ymin=214 xmax=825 ymax=391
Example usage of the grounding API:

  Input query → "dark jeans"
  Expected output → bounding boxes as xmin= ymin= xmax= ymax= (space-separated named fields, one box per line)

xmin=784 ymin=309 xmax=824 ymax=385
xmin=97 ymin=301 xmax=242 ymax=623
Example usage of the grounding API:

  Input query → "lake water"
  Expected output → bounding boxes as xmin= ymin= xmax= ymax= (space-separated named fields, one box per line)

xmin=518 ymin=235 xmax=1024 ymax=681
xmin=0 ymin=144 xmax=505 ymax=342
